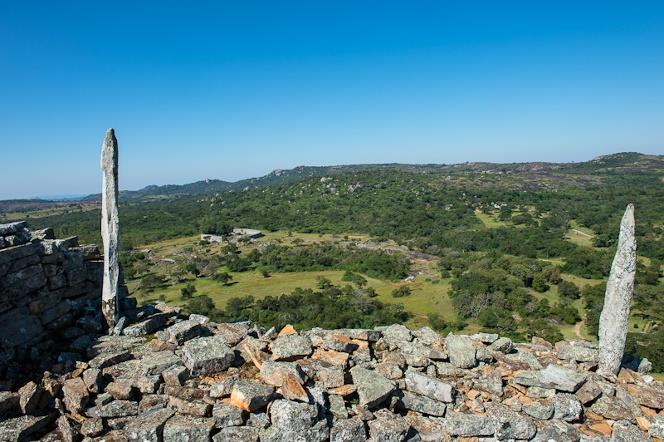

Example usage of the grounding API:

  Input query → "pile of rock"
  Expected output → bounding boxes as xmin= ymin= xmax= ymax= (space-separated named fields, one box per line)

xmin=0 ymin=221 xmax=107 ymax=383
xmin=1 ymin=307 xmax=662 ymax=441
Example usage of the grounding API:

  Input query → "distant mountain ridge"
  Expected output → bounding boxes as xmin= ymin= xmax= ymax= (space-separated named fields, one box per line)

xmin=4 ymin=152 xmax=662 ymax=207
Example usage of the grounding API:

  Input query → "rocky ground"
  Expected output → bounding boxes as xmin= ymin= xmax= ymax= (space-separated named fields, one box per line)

xmin=0 ymin=305 xmax=663 ymax=441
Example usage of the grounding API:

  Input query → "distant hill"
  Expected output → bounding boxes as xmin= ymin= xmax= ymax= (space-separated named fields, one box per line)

xmin=4 ymin=152 xmax=663 ymax=208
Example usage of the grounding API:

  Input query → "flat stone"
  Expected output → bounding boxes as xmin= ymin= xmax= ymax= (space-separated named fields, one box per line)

xmin=446 ymin=334 xmax=477 ymax=368
xmin=165 ymin=319 xmax=207 ymax=345
xmin=650 ymin=415 xmax=664 ymax=439
xmin=330 ymin=417 xmax=367 ymax=442
xmin=611 ymin=420 xmax=647 ymax=441
xmin=139 ymin=350 xmax=181 ymax=376
xmin=590 ymin=395 xmax=635 ymax=421
xmin=259 ymin=361 xmax=305 ymax=387
xmin=213 ymin=426 xmax=259 ymax=442
xmin=182 ymin=335 xmax=234 ymax=376
xmin=513 ymin=364 xmax=587 ymax=392
xmin=229 ymin=380 xmax=274 ymax=412
xmin=487 ymin=404 xmax=537 ymax=440
xmin=400 ymin=391 xmax=446 ymax=416
xmin=63 ymin=378 xmax=89 ymax=413
xmin=270 ymin=334 xmax=313 ymax=361
xmin=163 ymin=415 xmax=215 ymax=442
xmin=18 ymin=381 xmax=42 ymax=415
xmin=125 ymin=407 xmax=174 ymax=442
xmin=87 ymin=400 xmax=139 ymax=418
xmin=350 ymin=366 xmax=395 ymax=408
xmin=405 ymin=369 xmax=454 ymax=402
xmin=626 ymin=383 xmax=664 ymax=410
xmin=443 ymin=410 xmax=495 ymax=437
xmin=88 ymin=350 xmax=132 ymax=369
xmin=212 ymin=402 xmax=245 ymax=427
xmin=553 ymin=393 xmax=583 ymax=422
xmin=381 ymin=324 xmax=413 ymax=349
xmin=106 ymin=380 xmax=135 ymax=400
xmin=209 ymin=375 xmax=239 ymax=398
xmin=168 ymin=396 xmax=210 ymax=417
xmin=555 ymin=341 xmax=599 ymax=363
xmin=122 ymin=313 xmax=169 ymax=337
xmin=266 ymin=399 xmax=320 ymax=440
xmin=161 ymin=365 xmax=188 ymax=387
xmin=368 ymin=409 xmax=410 ymax=442
xmin=523 ymin=400 xmax=554 ymax=420
xmin=80 ymin=417 xmax=104 ymax=437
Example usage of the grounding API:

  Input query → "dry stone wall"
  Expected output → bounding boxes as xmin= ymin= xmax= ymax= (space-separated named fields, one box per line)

xmin=0 ymin=221 xmax=103 ymax=374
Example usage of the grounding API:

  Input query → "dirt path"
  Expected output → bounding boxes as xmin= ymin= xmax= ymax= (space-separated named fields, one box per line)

xmin=572 ymin=229 xmax=592 ymax=238
xmin=574 ymin=319 xmax=585 ymax=339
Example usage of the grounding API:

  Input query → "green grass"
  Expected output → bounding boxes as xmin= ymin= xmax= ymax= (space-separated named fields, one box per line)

xmin=564 ymin=220 xmax=596 ymax=248
xmin=133 ymin=268 xmax=455 ymax=328
xmin=474 ymin=209 xmax=507 ymax=228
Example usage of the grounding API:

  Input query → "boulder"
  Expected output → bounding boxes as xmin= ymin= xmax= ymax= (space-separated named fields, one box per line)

xmin=446 ymin=334 xmax=477 ymax=368
xmin=350 ymin=366 xmax=395 ymax=408
xmin=182 ymin=336 xmax=234 ymax=376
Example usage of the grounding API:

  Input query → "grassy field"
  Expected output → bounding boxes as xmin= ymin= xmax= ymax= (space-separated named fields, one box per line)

xmin=564 ymin=220 xmax=596 ymax=248
xmin=133 ymin=268 xmax=455 ymax=328
xmin=474 ymin=209 xmax=508 ymax=228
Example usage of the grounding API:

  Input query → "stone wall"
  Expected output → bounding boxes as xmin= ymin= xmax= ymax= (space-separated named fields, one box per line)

xmin=0 ymin=221 xmax=103 ymax=370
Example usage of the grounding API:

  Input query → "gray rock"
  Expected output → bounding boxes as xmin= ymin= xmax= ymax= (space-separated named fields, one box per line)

xmin=17 ymin=381 xmax=42 ymax=414
xmin=259 ymin=361 xmax=305 ymax=386
xmin=328 ymin=394 xmax=348 ymax=418
xmin=523 ymin=400 xmax=554 ymax=420
xmin=330 ymin=416 xmax=367 ymax=442
xmin=368 ymin=409 xmax=409 ymax=442
xmin=87 ymin=400 xmax=139 ymax=418
xmin=270 ymin=399 xmax=319 ymax=429
xmin=56 ymin=415 xmax=79 ymax=442
xmin=139 ymin=350 xmax=181 ymax=376
xmin=126 ymin=407 xmax=175 ymax=441
xmin=488 ymin=336 xmax=514 ymax=353
xmin=246 ymin=412 xmax=270 ymax=429
xmin=350 ymin=366 xmax=395 ymax=408
xmin=590 ymin=395 xmax=634 ymax=421
xmin=532 ymin=419 xmax=582 ymax=442
xmin=443 ymin=410 xmax=495 ymax=437
xmin=404 ymin=369 xmax=454 ymax=402
xmin=213 ymin=426 xmax=260 ymax=442
xmin=123 ymin=313 xmax=169 ymax=337
xmin=182 ymin=335 xmax=234 ymax=375
xmin=513 ymin=364 xmax=587 ymax=392
xmin=88 ymin=350 xmax=132 ymax=369
xmin=556 ymin=341 xmax=599 ymax=363
xmin=471 ymin=332 xmax=499 ymax=343
xmin=0 ymin=221 xmax=27 ymax=236
xmin=230 ymin=380 xmax=274 ymax=412
xmin=575 ymin=378 xmax=605 ymax=404
xmin=270 ymin=334 xmax=313 ymax=361
xmin=101 ymin=128 xmax=121 ymax=329
xmin=446 ymin=334 xmax=477 ymax=368
xmin=62 ymin=378 xmax=89 ymax=413
xmin=488 ymin=404 xmax=537 ymax=440
xmin=382 ymin=324 xmax=413 ymax=349
xmin=209 ymin=375 xmax=239 ymax=398
xmin=212 ymin=402 xmax=245 ymax=427
xmin=611 ymin=420 xmax=646 ymax=441
xmin=162 ymin=365 xmax=189 ymax=387
xmin=162 ymin=415 xmax=215 ymax=442
xmin=650 ymin=415 xmax=664 ymax=439
xmin=598 ymin=204 xmax=636 ymax=376
xmin=80 ymin=417 xmax=104 ymax=437
xmin=0 ymin=414 xmax=53 ymax=442
xmin=400 ymin=391 xmax=446 ymax=416
xmin=165 ymin=319 xmax=207 ymax=345
xmin=553 ymin=393 xmax=583 ymax=422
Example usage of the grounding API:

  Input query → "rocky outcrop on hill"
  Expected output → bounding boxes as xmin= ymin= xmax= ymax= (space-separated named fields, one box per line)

xmin=1 ymin=306 xmax=662 ymax=441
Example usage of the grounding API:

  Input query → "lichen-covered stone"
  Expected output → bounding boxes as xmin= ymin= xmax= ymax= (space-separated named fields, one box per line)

xmin=350 ymin=366 xmax=394 ymax=408
xmin=404 ymin=369 xmax=454 ymax=402
xmin=182 ymin=335 xmax=234 ymax=376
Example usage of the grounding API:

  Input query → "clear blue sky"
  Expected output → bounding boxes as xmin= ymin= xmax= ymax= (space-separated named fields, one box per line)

xmin=1 ymin=1 xmax=663 ymax=199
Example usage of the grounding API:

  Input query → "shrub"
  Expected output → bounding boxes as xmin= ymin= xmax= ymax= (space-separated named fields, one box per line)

xmin=391 ymin=286 xmax=412 ymax=298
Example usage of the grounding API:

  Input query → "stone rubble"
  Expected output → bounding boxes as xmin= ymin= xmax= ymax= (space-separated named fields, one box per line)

xmin=0 ymin=304 xmax=662 ymax=441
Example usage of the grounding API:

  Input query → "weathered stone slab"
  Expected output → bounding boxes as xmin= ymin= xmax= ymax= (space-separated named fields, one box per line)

xmin=270 ymin=334 xmax=313 ymax=361
xmin=182 ymin=335 xmax=234 ymax=376
xmin=229 ymin=380 xmax=274 ymax=412
xmin=444 ymin=410 xmax=495 ymax=437
xmin=400 ymin=391 xmax=446 ymax=416
xmin=350 ymin=366 xmax=394 ymax=408
xmin=163 ymin=415 xmax=215 ymax=442
xmin=446 ymin=334 xmax=477 ymax=368
xmin=0 ymin=414 xmax=53 ymax=442
xmin=513 ymin=364 xmax=587 ymax=392
xmin=405 ymin=369 xmax=454 ymax=402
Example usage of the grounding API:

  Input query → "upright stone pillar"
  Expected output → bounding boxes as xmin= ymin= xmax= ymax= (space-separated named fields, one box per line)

xmin=101 ymin=128 xmax=120 ymax=329
xmin=598 ymin=204 xmax=636 ymax=376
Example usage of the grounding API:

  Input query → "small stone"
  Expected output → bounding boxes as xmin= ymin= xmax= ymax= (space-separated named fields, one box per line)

xmin=626 ymin=383 xmax=664 ymax=410
xmin=106 ymin=380 xmax=135 ymax=400
xmin=523 ymin=400 xmax=554 ymax=420
xmin=162 ymin=365 xmax=188 ymax=387
xmin=88 ymin=350 xmax=132 ymax=369
xmin=328 ymin=394 xmax=348 ymax=419
xmin=368 ymin=409 xmax=410 ymax=441
xmin=330 ymin=416 xmax=366 ymax=442
xmin=404 ymin=369 xmax=454 ymax=402
xmin=57 ymin=415 xmax=79 ymax=442
xmin=350 ymin=366 xmax=395 ymax=408
xmin=555 ymin=341 xmax=599 ymax=363
xmin=126 ymin=407 xmax=175 ymax=441
xmin=443 ymin=410 xmax=495 ymax=437
xmin=62 ymin=378 xmax=89 ymax=413
xmin=209 ymin=375 xmax=239 ymax=398
xmin=446 ymin=334 xmax=477 ymax=368
xmin=270 ymin=334 xmax=313 ymax=361
xmin=82 ymin=368 xmax=102 ymax=393
xmin=400 ymin=391 xmax=446 ymax=416
xmin=260 ymin=361 xmax=305 ymax=387
xmin=554 ymin=393 xmax=583 ymax=422
xmin=649 ymin=415 xmax=664 ymax=439
xmin=168 ymin=396 xmax=210 ymax=417
xmin=87 ymin=400 xmax=139 ymax=418
xmin=18 ymin=381 xmax=43 ymax=414
xmin=164 ymin=319 xmax=206 ymax=345
xmin=488 ymin=336 xmax=513 ymax=353
xmin=182 ymin=335 xmax=235 ymax=376
xmin=163 ymin=415 xmax=215 ymax=442
xmin=575 ymin=378 xmax=605 ymax=404
xmin=213 ymin=426 xmax=259 ymax=442
xmin=80 ymin=417 xmax=104 ymax=437
xmin=229 ymin=380 xmax=274 ymax=412
xmin=513 ymin=364 xmax=587 ymax=392
xmin=381 ymin=324 xmax=413 ymax=349
xmin=488 ymin=404 xmax=537 ymax=440
xmin=590 ymin=395 xmax=635 ymax=421
xmin=611 ymin=420 xmax=647 ymax=441
xmin=212 ymin=402 xmax=245 ymax=427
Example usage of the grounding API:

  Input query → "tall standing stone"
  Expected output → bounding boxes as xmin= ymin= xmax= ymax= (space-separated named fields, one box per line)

xmin=598 ymin=204 xmax=636 ymax=376
xmin=101 ymin=128 xmax=120 ymax=329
